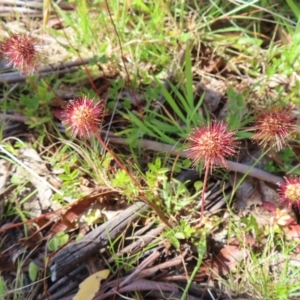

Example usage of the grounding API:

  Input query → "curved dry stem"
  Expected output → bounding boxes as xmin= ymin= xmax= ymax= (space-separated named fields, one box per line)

xmin=107 ymin=136 xmax=284 ymax=186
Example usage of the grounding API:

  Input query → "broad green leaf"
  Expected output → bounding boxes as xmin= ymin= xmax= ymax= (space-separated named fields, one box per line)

xmin=48 ymin=233 xmax=69 ymax=251
xmin=28 ymin=262 xmax=39 ymax=282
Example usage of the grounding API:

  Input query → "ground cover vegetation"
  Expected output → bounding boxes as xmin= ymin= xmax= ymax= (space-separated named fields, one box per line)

xmin=0 ymin=0 xmax=300 ymax=299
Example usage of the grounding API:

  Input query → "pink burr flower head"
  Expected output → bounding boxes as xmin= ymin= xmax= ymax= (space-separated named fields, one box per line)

xmin=186 ymin=121 xmax=238 ymax=170
xmin=0 ymin=33 xmax=40 ymax=74
xmin=62 ymin=96 xmax=105 ymax=138
xmin=279 ymin=176 xmax=300 ymax=210
xmin=250 ymin=107 xmax=298 ymax=151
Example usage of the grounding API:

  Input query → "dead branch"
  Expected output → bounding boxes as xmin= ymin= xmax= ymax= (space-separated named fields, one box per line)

xmin=50 ymin=201 xmax=149 ymax=281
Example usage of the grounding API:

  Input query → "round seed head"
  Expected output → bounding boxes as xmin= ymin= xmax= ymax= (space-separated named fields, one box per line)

xmin=250 ymin=107 xmax=298 ymax=151
xmin=279 ymin=176 xmax=300 ymax=210
xmin=0 ymin=33 xmax=40 ymax=74
xmin=185 ymin=121 xmax=238 ymax=170
xmin=62 ymin=96 xmax=105 ymax=138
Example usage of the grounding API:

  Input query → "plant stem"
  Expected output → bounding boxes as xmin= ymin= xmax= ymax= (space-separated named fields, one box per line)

xmin=104 ymin=0 xmax=143 ymax=115
xmin=95 ymin=133 xmax=172 ymax=228
xmin=94 ymin=133 xmax=141 ymax=188
xmin=34 ymin=67 xmax=66 ymax=107
xmin=0 ymin=114 xmax=171 ymax=227
xmin=199 ymin=166 xmax=209 ymax=225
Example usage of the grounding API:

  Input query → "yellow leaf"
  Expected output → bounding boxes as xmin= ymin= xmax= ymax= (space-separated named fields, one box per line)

xmin=43 ymin=0 xmax=51 ymax=29
xmin=73 ymin=270 xmax=110 ymax=300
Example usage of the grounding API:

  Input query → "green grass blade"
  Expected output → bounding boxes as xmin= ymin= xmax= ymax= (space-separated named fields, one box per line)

xmin=286 ymin=0 xmax=300 ymax=19
xmin=181 ymin=236 xmax=207 ymax=300
xmin=151 ymin=125 xmax=179 ymax=145
xmin=169 ymin=81 xmax=190 ymax=111
xmin=184 ymin=49 xmax=194 ymax=108
xmin=155 ymin=78 xmax=186 ymax=122
xmin=124 ymin=110 xmax=153 ymax=137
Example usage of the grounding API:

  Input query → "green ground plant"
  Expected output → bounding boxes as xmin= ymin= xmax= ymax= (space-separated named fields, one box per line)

xmin=1 ymin=0 xmax=300 ymax=299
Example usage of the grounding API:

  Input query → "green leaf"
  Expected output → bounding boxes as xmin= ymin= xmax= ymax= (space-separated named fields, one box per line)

xmin=184 ymin=49 xmax=194 ymax=108
xmin=286 ymin=0 xmax=300 ymax=18
xmin=76 ymin=233 xmax=84 ymax=241
xmin=154 ymin=157 xmax=161 ymax=168
xmin=77 ymin=0 xmax=90 ymax=44
xmin=157 ymin=167 xmax=169 ymax=174
xmin=173 ymin=164 xmax=181 ymax=173
xmin=48 ymin=232 xmax=69 ymax=251
xmin=194 ymin=181 xmax=203 ymax=191
xmin=182 ymin=159 xmax=191 ymax=168
xmin=151 ymin=124 xmax=180 ymax=145
xmin=28 ymin=262 xmax=39 ymax=281
xmin=125 ymin=110 xmax=153 ymax=137
xmin=134 ymin=0 xmax=151 ymax=12
xmin=10 ymin=174 xmax=21 ymax=184
xmin=236 ymin=131 xmax=253 ymax=139
xmin=20 ymin=94 xmax=39 ymax=110
xmin=174 ymin=232 xmax=186 ymax=239
xmin=154 ymin=78 xmax=186 ymax=122
xmin=169 ymin=235 xmax=180 ymax=249
xmin=181 ymin=236 xmax=206 ymax=300
xmin=0 ymin=276 xmax=6 ymax=298
xmin=196 ymin=236 xmax=207 ymax=259
xmin=148 ymin=163 xmax=158 ymax=173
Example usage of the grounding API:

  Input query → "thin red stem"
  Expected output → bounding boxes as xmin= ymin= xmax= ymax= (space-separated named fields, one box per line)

xmin=94 ymin=133 xmax=173 ymax=228
xmin=94 ymin=133 xmax=141 ymax=188
xmin=51 ymin=8 xmax=103 ymax=101
xmin=33 ymin=67 xmax=66 ymax=107
xmin=199 ymin=166 xmax=209 ymax=225
xmin=103 ymin=0 xmax=143 ymax=115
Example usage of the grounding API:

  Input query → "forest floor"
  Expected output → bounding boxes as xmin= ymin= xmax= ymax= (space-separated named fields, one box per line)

xmin=1 ymin=1 xmax=300 ymax=299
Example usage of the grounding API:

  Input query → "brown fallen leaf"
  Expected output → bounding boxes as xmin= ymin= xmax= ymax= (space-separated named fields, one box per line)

xmin=197 ymin=236 xmax=254 ymax=280
xmin=46 ymin=188 xmax=114 ymax=236
xmin=212 ymin=244 xmax=249 ymax=277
